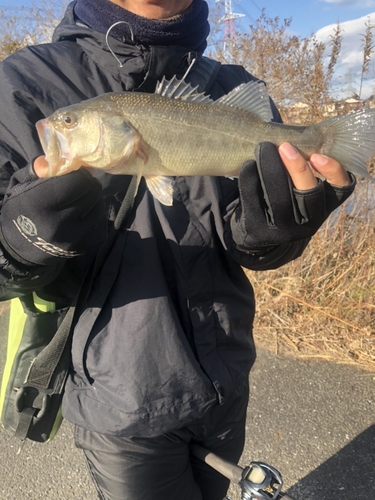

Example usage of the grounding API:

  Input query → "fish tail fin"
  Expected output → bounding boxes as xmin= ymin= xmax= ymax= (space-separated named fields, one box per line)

xmin=316 ymin=108 xmax=375 ymax=179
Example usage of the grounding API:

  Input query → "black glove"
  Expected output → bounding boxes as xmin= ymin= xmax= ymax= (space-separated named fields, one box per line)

xmin=231 ymin=142 xmax=356 ymax=252
xmin=0 ymin=167 xmax=106 ymax=266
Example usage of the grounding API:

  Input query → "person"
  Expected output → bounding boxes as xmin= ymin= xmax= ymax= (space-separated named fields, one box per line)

xmin=0 ymin=0 xmax=355 ymax=499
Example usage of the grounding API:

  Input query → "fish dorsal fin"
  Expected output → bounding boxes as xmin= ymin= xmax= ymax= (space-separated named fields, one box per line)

xmin=216 ymin=80 xmax=274 ymax=122
xmin=155 ymin=76 xmax=213 ymax=104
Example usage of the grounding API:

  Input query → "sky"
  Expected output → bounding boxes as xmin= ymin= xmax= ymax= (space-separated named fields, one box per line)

xmin=0 ymin=0 xmax=374 ymax=98
xmin=216 ymin=0 xmax=375 ymax=99
xmin=228 ymin=0 xmax=375 ymax=38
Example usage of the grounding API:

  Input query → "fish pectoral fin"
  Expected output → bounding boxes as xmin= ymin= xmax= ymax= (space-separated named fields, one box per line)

xmin=145 ymin=175 xmax=174 ymax=206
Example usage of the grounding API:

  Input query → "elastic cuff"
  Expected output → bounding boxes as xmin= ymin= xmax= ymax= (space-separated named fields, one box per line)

xmin=235 ymin=244 xmax=278 ymax=256
xmin=293 ymin=178 xmax=324 ymax=196
xmin=329 ymin=171 xmax=357 ymax=191
xmin=21 ymin=162 xmax=40 ymax=183
xmin=30 ymin=158 xmax=42 ymax=179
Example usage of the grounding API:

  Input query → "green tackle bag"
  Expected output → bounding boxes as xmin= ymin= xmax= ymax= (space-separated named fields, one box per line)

xmin=0 ymin=174 xmax=139 ymax=443
xmin=0 ymin=293 xmax=72 ymax=442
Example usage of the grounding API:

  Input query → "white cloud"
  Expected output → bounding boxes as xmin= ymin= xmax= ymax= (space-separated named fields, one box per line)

xmin=315 ymin=13 xmax=375 ymax=98
xmin=320 ymin=0 xmax=375 ymax=6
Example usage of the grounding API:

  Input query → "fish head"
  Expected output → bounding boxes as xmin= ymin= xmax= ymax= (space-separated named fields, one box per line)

xmin=36 ymin=100 xmax=140 ymax=177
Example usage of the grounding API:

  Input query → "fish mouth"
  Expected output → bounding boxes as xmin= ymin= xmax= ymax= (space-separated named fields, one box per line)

xmin=35 ymin=118 xmax=50 ymax=154
xmin=36 ymin=119 xmax=72 ymax=175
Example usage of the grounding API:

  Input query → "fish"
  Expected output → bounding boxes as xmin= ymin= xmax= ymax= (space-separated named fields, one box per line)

xmin=36 ymin=77 xmax=375 ymax=206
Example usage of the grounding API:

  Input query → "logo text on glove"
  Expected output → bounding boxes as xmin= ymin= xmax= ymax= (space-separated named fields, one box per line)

xmin=13 ymin=216 xmax=80 ymax=258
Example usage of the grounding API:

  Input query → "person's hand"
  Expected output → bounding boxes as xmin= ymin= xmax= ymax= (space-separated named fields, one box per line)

xmin=278 ymin=142 xmax=351 ymax=190
xmin=33 ymin=155 xmax=50 ymax=177
xmin=0 ymin=156 xmax=107 ymax=266
xmin=230 ymin=142 xmax=356 ymax=252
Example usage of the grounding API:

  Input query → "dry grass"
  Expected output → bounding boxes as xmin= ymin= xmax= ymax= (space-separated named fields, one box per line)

xmin=246 ymin=180 xmax=375 ymax=371
xmin=0 ymin=181 xmax=373 ymax=372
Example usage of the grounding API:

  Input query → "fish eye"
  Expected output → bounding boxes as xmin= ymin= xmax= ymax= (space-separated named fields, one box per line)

xmin=62 ymin=113 xmax=76 ymax=128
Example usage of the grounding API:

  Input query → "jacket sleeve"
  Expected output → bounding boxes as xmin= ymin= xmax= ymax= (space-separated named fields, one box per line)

xmin=0 ymin=56 xmax=63 ymax=301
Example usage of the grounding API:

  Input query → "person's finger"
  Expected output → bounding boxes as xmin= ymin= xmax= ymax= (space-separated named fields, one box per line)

xmin=33 ymin=156 xmax=94 ymax=179
xmin=33 ymin=155 xmax=49 ymax=178
xmin=310 ymin=153 xmax=351 ymax=187
xmin=278 ymin=142 xmax=318 ymax=190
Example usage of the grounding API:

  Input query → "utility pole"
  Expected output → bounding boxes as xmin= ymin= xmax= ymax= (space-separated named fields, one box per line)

xmin=215 ymin=0 xmax=245 ymax=62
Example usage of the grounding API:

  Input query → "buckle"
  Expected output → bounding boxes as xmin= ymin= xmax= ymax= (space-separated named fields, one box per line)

xmin=14 ymin=386 xmax=51 ymax=419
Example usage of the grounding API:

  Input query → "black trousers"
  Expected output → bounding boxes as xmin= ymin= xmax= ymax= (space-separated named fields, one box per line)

xmin=74 ymin=384 xmax=249 ymax=500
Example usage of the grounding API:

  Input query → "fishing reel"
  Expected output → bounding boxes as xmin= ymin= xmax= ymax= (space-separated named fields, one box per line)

xmin=191 ymin=443 xmax=292 ymax=500
xmin=225 ymin=461 xmax=285 ymax=500
xmin=239 ymin=462 xmax=284 ymax=500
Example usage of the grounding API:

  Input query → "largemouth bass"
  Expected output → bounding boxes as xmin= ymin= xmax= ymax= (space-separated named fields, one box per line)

xmin=36 ymin=77 xmax=375 ymax=206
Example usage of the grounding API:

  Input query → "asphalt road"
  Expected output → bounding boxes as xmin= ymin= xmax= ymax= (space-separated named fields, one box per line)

xmin=0 ymin=305 xmax=374 ymax=500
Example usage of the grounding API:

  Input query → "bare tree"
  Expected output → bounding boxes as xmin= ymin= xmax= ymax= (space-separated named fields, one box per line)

xmin=211 ymin=9 xmax=342 ymax=123
xmin=359 ymin=16 xmax=374 ymax=99
xmin=0 ymin=8 xmax=37 ymax=60
xmin=0 ymin=1 xmax=67 ymax=61
xmin=327 ymin=22 xmax=343 ymax=81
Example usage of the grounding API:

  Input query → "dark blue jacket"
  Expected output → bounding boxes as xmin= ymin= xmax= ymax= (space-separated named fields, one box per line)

xmin=0 ymin=3 xmax=307 ymax=436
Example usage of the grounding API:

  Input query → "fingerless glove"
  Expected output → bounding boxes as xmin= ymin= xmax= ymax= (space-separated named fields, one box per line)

xmin=231 ymin=142 xmax=356 ymax=252
xmin=0 ymin=167 xmax=106 ymax=266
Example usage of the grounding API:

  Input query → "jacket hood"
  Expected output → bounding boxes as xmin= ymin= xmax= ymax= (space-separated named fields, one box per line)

xmin=52 ymin=2 xmax=202 ymax=92
xmin=53 ymin=2 xmax=95 ymax=44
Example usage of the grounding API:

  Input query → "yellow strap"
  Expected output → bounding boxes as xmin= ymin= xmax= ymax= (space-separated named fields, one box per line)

xmin=32 ymin=292 xmax=55 ymax=312
xmin=0 ymin=294 xmax=56 ymax=414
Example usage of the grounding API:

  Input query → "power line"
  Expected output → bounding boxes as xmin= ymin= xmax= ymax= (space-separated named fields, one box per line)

xmin=215 ymin=0 xmax=245 ymax=62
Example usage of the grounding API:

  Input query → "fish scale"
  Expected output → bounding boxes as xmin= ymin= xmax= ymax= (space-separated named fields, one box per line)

xmin=36 ymin=77 xmax=375 ymax=206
